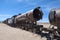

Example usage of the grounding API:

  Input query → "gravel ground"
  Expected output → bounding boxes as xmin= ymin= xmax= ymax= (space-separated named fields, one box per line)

xmin=0 ymin=23 xmax=47 ymax=40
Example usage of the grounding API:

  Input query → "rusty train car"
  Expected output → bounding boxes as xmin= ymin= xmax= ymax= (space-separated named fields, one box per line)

xmin=3 ymin=7 xmax=43 ymax=25
xmin=49 ymin=9 xmax=60 ymax=27
xmin=3 ymin=7 xmax=43 ymax=33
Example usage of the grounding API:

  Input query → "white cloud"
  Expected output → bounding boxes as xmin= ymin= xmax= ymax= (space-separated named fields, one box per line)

xmin=0 ymin=14 xmax=12 ymax=21
xmin=0 ymin=14 xmax=11 ymax=17
xmin=17 ymin=0 xmax=22 ymax=2
xmin=0 ymin=15 xmax=10 ymax=17
xmin=17 ymin=0 xmax=29 ymax=2
xmin=28 ymin=2 xmax=37 ymax=5
xmin=25 ymin=0 xmax=29 ymax=2
xmin=17 ymin=0 xmax=37 ymax=5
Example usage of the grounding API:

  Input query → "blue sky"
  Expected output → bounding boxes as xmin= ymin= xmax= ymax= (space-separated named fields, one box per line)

xmin=0 ymin=0 xmax=60 ymax=22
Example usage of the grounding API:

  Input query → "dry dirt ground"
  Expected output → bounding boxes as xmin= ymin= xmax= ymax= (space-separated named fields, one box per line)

xmin=0 ymin=23 xmax=50 ymax=40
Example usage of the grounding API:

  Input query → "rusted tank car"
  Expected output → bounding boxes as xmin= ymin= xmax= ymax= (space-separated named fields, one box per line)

xmin=49 ymin=9 xmax=60 ymax=26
